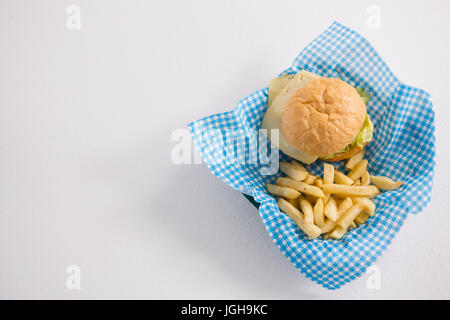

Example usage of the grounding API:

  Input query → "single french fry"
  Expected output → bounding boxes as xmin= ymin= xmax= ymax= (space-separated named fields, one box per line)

xmin=337 ymin=198 xmax=375 ymax=229
xmin=320 ymin=196 xmax=342 ymax=234
xmin=277 ymin=199 xmax=321 ymax=239
xmin=352 ymin=179 xmax=361 ymax=186
xmin=324 ymin=197 xmax=338 ymax=221
xmin=300 ymin=198 xmax=314 ymax=224
xmin=302 ymin=223 xmax=322 ymax=239
xmin=323 ymin=184 xmax=379 ymax=197
xmin=353 ymin=188 xmax=380 ymax=200
xmin=329 ymin=226 xmax=348 ymax=239
xmin=350 ymin=194 xmax=369 ymax=201
xmin=279 ymin=161 xmax=308 ymax=181
xmin=337 ymin=197 xmax=353 ymax=217
xmin=320 ymin=219 xmax=336 ymax=234
xmin=322 ymin=164 xmax=335 ymax=203
xmin=355 ymin=197 xmax=376 ymax=216
xmin=361 ymin=171 xmax=370 ymax=186
xmin=266 ymin=183 xmax=300 ymax=199
xmin=345 ymin=149 xmax=365 ymax=170
xmin=277 ymin=198 xmax=304 ymax=224
xmin=290 ymin=160 xmax=307 ymax=172
xmin=336 ymin=201 xmax=366 ymax=229
xmin=334 ymin=170 xmax=354 ymax=186
xmin=323 ymin=163 xmax=335 ymax=184
xmin=304 ymin=175 xmax=316 ymax=185
xmin=276 ymin=177 xmax=325 ymax=198
xmin=348 ymin=159 xmax=368 ymax=181
xmin=314 ymin=198 xmax=325 ymax=227
xmin=322 ymin=164 xmax=335 ymax=207
xmin=315 ymin=178 xmax=323 ymax=188
xmin=355 ymin=212 xmax=369 ymax=225
xmin=371 ymin=186 xmax=381 ymax=198
xmin=370 ymin=175 xmax=403 ymax=190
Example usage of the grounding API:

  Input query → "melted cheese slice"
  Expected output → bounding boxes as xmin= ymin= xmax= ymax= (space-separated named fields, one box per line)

xmin=261 ymin=70 xmax=321 ymax=164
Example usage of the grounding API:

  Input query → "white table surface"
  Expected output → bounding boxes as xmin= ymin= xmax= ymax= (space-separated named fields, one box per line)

xmin=1 ymin=0 xmax=449 ymax=299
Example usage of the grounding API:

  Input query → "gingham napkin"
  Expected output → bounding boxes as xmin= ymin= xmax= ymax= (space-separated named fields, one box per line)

xmin=188 ymin=21 xmax=435 ymax=289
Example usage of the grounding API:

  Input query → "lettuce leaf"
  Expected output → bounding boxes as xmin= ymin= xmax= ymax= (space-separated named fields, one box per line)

xmin=356 ymin=87 xmax=370 ymax=104
xmin=353 ymin=114 xmax=373 ymax=148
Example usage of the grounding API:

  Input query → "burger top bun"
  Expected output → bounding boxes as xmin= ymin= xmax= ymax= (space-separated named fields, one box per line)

xmin=281 ymin=78 xmax=367 ymax=157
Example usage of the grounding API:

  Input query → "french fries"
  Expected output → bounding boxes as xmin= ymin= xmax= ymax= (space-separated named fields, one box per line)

xmin=266 ymin=152 xmax=405 ymax=240
xmin=323 ymin=184 xmax=379 ymax=197
xmin=322 ymin=163 xmax=334 ymax=203
xmin=355 ymin=212 xmax=369 ymax=225
xmin=324 ymin=197 xmax=338 ymax=221
xmin=321 ymin=219 xmax=337 ymax=234
xmin=337 ymin=197 xmax=353 ymax=216
xmin=304 ymin=175 xmax=316 ymax=185
xmin=290 ymin=160 xmax=307 ymax=172
xmin=300 ymin=198 xmax=314 ymax=224
xmin=334 ymin=170 xmax=354 ymax=185
xmin=329 ymin=226 xmax=348 ymax=239
xmin=276 ymin=177 xmax=325 ymax=198
xmin=314 ymin=178 xmax=323 ymax=188
xmin=301 ymin=223 xmax=323 ymax=240
xmin=348 ymin=159 xmax=368 ymax=181
xmin=313 ymin=198 xmax=325 ymax=227
xmin=277 ymin=199 xmax=321 ymax=239
xmin=370 ymin=175 xmax=403 ymax=190
xmin=345 ymin=150 xmax=364 ymax=170
xmin=337 ymin=198 xmax=375 ymax=229
xmin=354 ymin=197 xmax=376 ymax=216
xmin=336 ymin=201 xmax=366 ymax=230
xmin=323 ymin=163 xmax=334 ymax=184
xmin=279 ymin=161 xmax=308 ymax=181
xmin=266 ymin=183 xmax=300 ymax=199
xmin=361 ymin=171 xmax=370 ymax=186
xmin=318 ymin=197 xmax=352 ymax=235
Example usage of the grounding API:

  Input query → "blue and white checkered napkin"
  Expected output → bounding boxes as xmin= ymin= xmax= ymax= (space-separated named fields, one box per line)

xmin=188 ymin=22 xmax=435 ymax=289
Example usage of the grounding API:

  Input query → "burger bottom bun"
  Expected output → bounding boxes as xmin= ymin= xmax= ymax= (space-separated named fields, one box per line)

xmin=319 ymin=143 xmax=366 ymax=162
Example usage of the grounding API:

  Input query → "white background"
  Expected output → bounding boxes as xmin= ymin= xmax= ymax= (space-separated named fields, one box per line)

xmin=0 ymin=0 xmax=449 ymax=299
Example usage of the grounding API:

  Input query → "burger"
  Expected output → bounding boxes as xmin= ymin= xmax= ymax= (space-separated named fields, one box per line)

xmin=261 ymin=70 xmax=373 ymax=164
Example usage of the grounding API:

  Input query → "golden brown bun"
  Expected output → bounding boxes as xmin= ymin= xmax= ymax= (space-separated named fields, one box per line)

xmin=281 ymin=78 xmax=366 ymax=157
xmin=320 ymin=143 xmax=366 ymax=162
